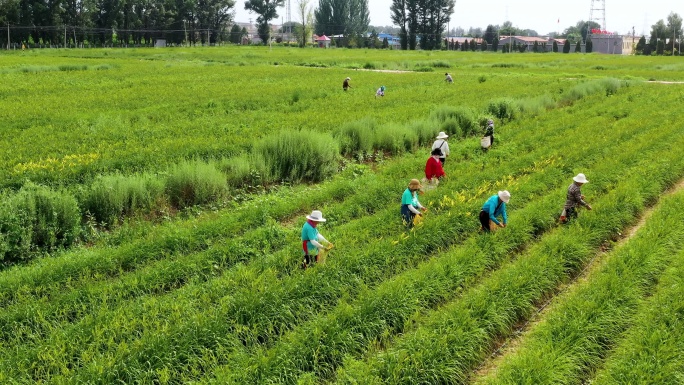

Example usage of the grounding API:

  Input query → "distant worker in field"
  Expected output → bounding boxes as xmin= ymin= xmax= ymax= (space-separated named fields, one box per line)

xmin=343 ymin=77 xmax=352 ymax=91
xmin=432 ymin=131 xmax=450 ymax=166
xmin=401 ymin=179 xmax=427 ymax=228
xmin=425 ymin=148 xmax=446 ymax=181
xmin=484 ymin=119 xmax=495 ymax=148
xmin=445 ymin=73 xmax=453 ymax=83
xmin=301 ymin=210 xmax=334 ymax=269
xmin=560 ymin=173 xmax=592 ymax=223
xmin=376 ymin=85 xmax=386 ymax=98
xmin=480 ymin=190 xmax=510 ymax=232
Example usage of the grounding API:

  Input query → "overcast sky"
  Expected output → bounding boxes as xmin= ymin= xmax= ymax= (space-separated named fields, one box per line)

xmin=234 ymin=0 xmax=683 ymax=36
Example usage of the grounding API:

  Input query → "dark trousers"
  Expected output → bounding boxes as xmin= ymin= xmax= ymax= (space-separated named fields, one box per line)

xmin=439 ymin=157 xmax=445 ymax=166
xmin=479 ymin=210 xmax=491 ymax=232
xmin=401 ymin=206 xmax=415 ymax=229
xmin=487 ymin=134 xmax=494 ymax=146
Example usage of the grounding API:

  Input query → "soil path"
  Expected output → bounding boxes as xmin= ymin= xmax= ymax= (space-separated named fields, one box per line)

xmin=471 ymin=177 xmax=684 ymax=382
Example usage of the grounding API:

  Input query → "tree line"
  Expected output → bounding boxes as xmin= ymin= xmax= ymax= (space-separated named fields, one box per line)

xmin=0 ymin=0 xmax=681 ymax=54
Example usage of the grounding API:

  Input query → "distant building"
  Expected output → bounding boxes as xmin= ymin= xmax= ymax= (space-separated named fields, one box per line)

xmin=378 ymin=33 xmax=401 ymax=49
xmin=590 ymin=34 xmax=634 ymax=55
xmin=315 ymin=35 xmax=331 ymax=48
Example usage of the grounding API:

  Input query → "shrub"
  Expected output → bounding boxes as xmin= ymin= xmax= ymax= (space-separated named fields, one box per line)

xmin=431 ymin=105 xmax=479 ymax=137
xmin=334 ymin=118 xmax=377 ymax=156
xmin=255 ymin=130 xmax=339 ymax=183
xmin=165 ymin=160 xmax=228 ymax=209
xmin=408 ymin=120 xmax=439 ymax=146
xmin=81 ymin=174 xmax=165 ymax=226
xmin=0 ymin=183 xmax=80 ymax=263
xmin=219 ymin=153 xmax=269 ymax=189
xmin=486 ymin=97 xmax=518 ymax=121
xmin=373 ymin=124 xmax=417 ymax=154
xmin=515 ymin=94 xmax=556 ymax=116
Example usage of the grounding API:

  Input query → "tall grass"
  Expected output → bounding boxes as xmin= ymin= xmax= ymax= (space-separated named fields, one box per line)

xmin=0 ymin=183 xmax=80 ymax=263
xmin=81 ymin=173 xmax=165 ymax=226
xmin=334 ymin=118 xmax=377 ymax=156
xmin=255 ymin=129 xmax=339 ymax=183
xmin=165 ymin=160 xmax=227 ymax=209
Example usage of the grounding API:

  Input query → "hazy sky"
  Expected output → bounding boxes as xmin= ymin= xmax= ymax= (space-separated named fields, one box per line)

xmin=234 ymin=0 xmax=683 ymax=36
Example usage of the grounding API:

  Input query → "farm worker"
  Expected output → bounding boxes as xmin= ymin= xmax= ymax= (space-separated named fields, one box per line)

xmin=432 ymin=131 xmax=450 ymax=166
xmin=479 ymin=190 xmax=510 ymax=232
xmin=484 ymin=119 xmax=495 ymax=147
xmin=301 ymin=210 xmax=333 ymax=269
xmin=445 ymin=73 xmax=453 ymax=83
xmin=376 ymin=85 xmax=386 ymax=98
xmin=425 ymin=148 xmax=446 ymax=180
xmin=343 ymin=77 xmax=352 ymax=91
xmin=560 ymin=173 xmax=592 ymax=223
xmin=401 ymin=179 xmax=427 ymax=228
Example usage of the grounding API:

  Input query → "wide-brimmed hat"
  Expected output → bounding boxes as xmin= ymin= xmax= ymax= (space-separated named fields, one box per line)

xmin=306 ymin=210 xmax=327 ymax=222
xmin=498 ymin=190 xmax=511 ymax=203
xmin=408 ymin=179 xmax=423 ymax=189
xmin=573 ymin=173 xmax=589 ymax=183
xmin=436 ymin=131 xmax=449 ymax=139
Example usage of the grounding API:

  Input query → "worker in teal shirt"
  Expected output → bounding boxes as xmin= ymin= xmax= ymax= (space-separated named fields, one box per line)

xmin=301 ymin=210 xmax=333 ymax=269
xmin=401 ymin=179 xmax=426 ymax=228
xmin=479 ymin=190 xmax=510 ymax=232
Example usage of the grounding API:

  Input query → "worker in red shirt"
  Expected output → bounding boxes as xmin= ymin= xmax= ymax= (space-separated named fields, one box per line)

xmin=425 ymin=148 xmax=446 ymax=181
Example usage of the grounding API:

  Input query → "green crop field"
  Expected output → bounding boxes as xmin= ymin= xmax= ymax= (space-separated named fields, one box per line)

xmin=0 ymin=46 xmax=683 ymax=384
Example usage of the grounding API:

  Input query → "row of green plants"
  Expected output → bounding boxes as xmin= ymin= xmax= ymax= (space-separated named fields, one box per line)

xmin=591 ymin=247 xmax=684 ymax=384
xmin=477 ymin=189 xmax=684 ymax=384
xmin=0 ymin=84 xmax=608 ymax=380
xmin=0 ymin=82 xmax=649 ymax=383
xmin=331 ymin=134 xmax=684 ymax=384
xmin=0 ymin=170 xmax=369 ymax=307
xmin=0 ymin=76 xmax=624 ymax=264
xmin=202 ymin=105 xmax=684 ymax=385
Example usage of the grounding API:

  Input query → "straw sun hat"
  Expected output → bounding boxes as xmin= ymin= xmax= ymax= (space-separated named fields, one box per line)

xmin=408 ymin=179 xmax=423 ymax=189
xmin=436 ymin=132 xmax=449 ymax=139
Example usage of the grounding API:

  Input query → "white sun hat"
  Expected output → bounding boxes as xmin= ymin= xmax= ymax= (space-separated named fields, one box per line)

xmin=573 ymin=173 xmax=589 ymax=183
xmin=498 ymin=190 xmax=511 ymax=203
xmin=436 ymin=132 xmax=449 ymax=139
xmin=345 ymin=77 xmax=351 ymax=80
xmin=306 ymin=210 xmax=327 ymax=222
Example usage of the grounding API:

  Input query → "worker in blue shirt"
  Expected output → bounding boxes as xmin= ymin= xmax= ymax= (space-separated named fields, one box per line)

xmin=479 ymin=190 xmax=510 ymax=232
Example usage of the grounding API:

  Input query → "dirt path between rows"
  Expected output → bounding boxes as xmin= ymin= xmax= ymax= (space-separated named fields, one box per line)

xmin=470 ymin=177 xmax=684 ymax=382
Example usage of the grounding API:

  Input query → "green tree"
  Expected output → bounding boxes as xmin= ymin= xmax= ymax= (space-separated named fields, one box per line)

xmin=553 ymin=40 xmax=558 ymax=52
xmin=483 ymin=24 xmax=497 ymax=44
xmin=382 ymin=36 xmax=389 ymax=48
xmin=492 ymin=38 xmax=499 ymax=51
xmin=532 ymin=40 xmax=538 ymax=52
xmin=656 ymin=39 xmax=665 ymax=55
xmin=562 ymin=39 xmax=570 ymax=53
xmin=480 ymin=40 xmax=487 ymax=51
xmin=469 ymin=38 xmax=476 ymax=51
xmin=390 ymin=0 xmax=408 ymax=49
xmin=296 ymin=0 xmax=312 ymax=47
xmin=393 ymin=0 xmax=454 ymax=50
xmin=244 ymin=0 xmax=284 ymax=44
xmin=650 ymin=19 xmax=667 ymax=52
xmin=586 ymin=38 xmax=592 ymax=53
xmin=575 ymin=40 xmax=581 ymax=52
xmin=666 ymin=12 xmax=683 ymax=52
xmin=229 ymin=23 xmax=242 ymax=43
xmin=635 ymin=35 xmax=646 ymax=54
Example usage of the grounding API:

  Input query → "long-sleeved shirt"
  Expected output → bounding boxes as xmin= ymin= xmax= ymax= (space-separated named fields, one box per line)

xmin=485 ymin=123 xmax=494 ymax=136
xmin=564 ymin=182 xmax=588 ymax=210
xmin=482 ymin=194 xmax=507 ymax=225
xmin=401 ymin=188 xmax=424 ymax=215
xmin=425 ymin=156 xmax=446 ymax=179
xmin=431 ymin=139 xmax=450 ymax=158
